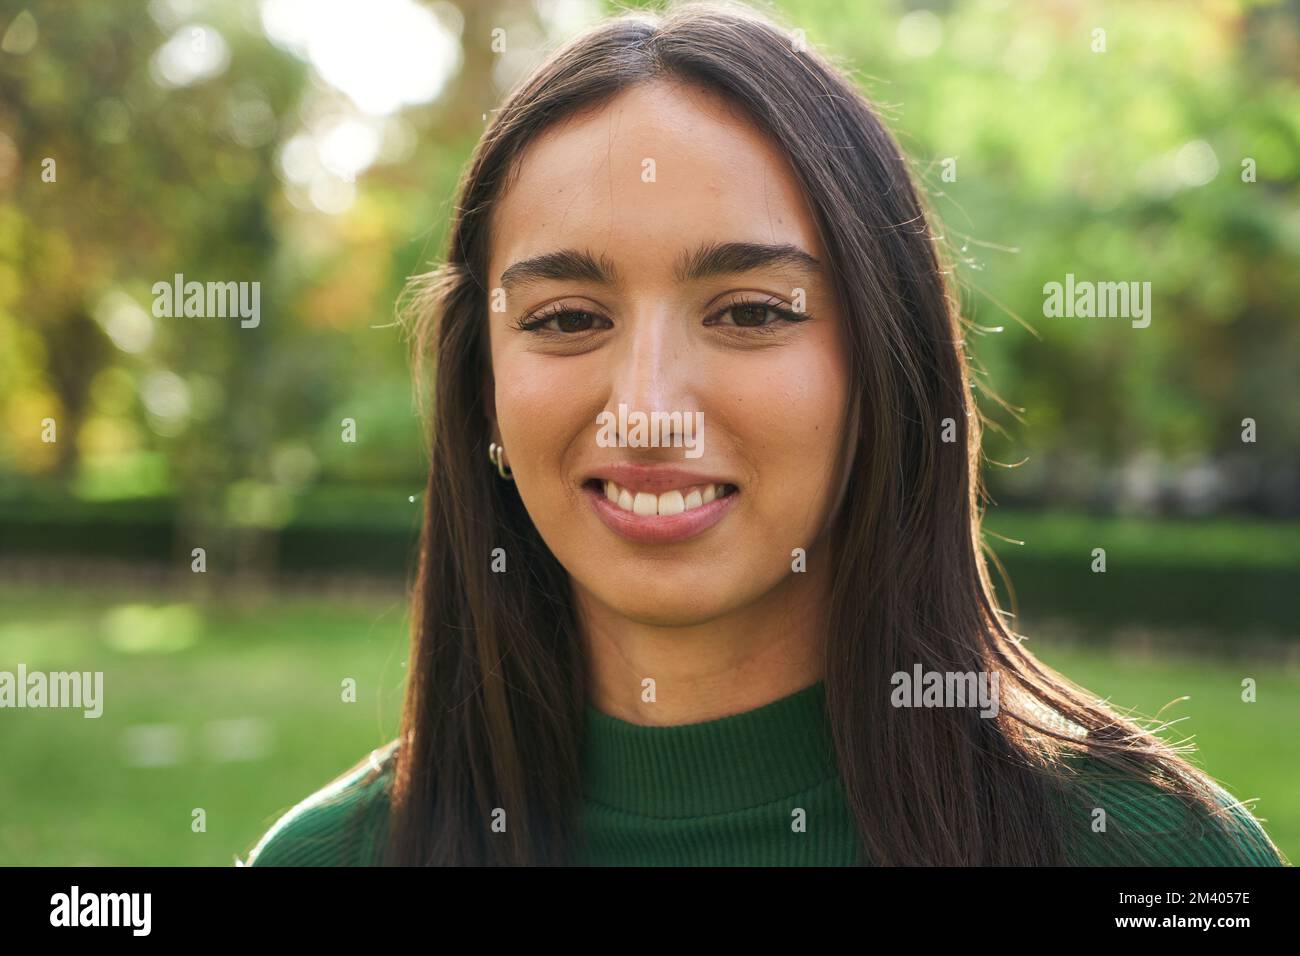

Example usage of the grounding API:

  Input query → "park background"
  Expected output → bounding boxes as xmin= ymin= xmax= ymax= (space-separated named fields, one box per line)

xmin=0 ymin=0 xmax=1297 ymax=865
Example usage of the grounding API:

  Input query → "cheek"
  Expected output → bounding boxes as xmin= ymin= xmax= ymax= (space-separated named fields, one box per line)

xmin=716 ymin=335 xmax=849 ymax=516
xmin=493 ymin=350 xmax=592 ymax=493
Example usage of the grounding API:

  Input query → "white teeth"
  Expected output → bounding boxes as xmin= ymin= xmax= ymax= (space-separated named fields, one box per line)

xmin=599 ymin=480 xmax=730 ymax=515
xmin=658 ymin=490 xmax=685 ymax=516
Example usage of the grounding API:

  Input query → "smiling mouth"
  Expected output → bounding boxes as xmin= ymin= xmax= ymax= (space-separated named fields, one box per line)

xmin=583 ymin=478 xmax=739 ymax=516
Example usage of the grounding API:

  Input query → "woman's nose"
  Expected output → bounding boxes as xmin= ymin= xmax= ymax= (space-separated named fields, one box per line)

xmin=603 ymin=309 xmax=698 ymax=443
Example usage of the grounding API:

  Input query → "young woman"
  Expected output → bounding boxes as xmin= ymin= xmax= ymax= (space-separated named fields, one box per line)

xmin=244 ymin=1 xmax=1286 ymax=866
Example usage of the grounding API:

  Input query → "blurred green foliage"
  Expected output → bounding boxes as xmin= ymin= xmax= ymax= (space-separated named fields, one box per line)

xmin=2 ymin=0 xmax=1298 ymax=547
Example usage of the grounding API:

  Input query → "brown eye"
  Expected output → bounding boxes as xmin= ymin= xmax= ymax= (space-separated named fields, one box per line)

xmin=729 ymin=304 xmax=772 ymax=327
xmin=707 ymin=298 xmax=804 ymax=329
xmin=516 ymin=307 xmax=610 ymax=334
xmin=555 ymin=310 xmax=598 ymax=332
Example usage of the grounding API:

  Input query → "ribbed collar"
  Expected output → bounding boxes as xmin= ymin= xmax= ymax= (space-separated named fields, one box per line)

xmin=581 ymin=679 xmax=838 ymax=818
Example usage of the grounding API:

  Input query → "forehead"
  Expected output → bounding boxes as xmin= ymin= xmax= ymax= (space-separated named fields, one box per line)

xmin=488 ymin=80 xmax=824 ymax=282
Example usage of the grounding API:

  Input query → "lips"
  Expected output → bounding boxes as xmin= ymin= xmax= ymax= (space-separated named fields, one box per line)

xmin=598 ymin=478 xmax=734 ymax=516
xmin=585 ymin=463 xmax=735 ymax=494
xmin=582 ymin=464 xmax=739 ymax=544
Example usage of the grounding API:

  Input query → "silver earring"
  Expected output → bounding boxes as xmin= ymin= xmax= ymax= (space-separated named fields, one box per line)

xmin=488 ymin=441 xmax=513 ymax=480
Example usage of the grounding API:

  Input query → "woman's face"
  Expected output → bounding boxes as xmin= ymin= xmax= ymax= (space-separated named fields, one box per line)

xmin=486 ymin=79 xmax=852 ymax=628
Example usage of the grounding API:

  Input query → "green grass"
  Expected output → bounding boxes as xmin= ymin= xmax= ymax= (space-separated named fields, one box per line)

xmin=1031 ymin=639 xmax=1300 ymax=862
xmin=0 ymin=585 xmax=1295 ymax=865
xmin=0 ymin=586 xmax=410 ymax=866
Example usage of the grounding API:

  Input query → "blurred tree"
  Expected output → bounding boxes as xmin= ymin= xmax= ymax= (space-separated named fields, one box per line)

xmin=0 ymin=0 xmax=1297 ymax=583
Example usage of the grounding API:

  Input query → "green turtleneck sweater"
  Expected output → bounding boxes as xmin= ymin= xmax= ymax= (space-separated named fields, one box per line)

xmin=241 ymin=680 xmax=1285 ymax=866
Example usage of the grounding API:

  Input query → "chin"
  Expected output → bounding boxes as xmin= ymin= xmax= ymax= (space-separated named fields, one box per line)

xmin=602 ymin=598 xmax=732 ymax=629
xmin=574 ymin=564 xmax=769 ymax=628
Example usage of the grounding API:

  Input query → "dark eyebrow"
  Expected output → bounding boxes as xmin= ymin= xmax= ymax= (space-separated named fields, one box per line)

xmin=674 ymin=241 xmax=820 ymax=284
xmin=498 ymin=241 xmax=820 ymax=293
xmin=499 ymin=249 xmax=621 ymax=294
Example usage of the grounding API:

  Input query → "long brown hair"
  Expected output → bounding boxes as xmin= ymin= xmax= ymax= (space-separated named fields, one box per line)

xmin=387 ymin=0 xmax=1281 ymax=865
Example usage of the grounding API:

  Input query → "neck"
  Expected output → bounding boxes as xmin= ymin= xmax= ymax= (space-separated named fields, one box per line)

xmin=574 ymin=558 xmax=831 ymax=726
